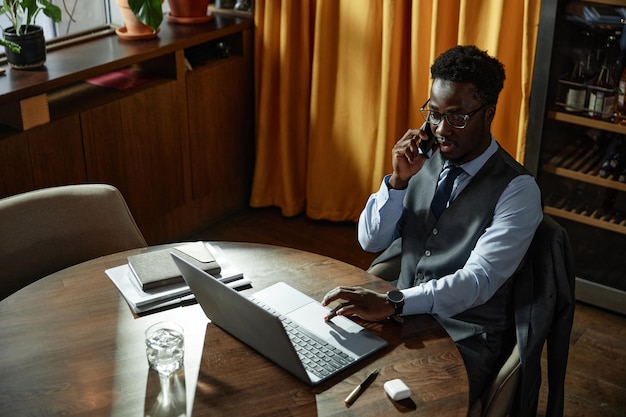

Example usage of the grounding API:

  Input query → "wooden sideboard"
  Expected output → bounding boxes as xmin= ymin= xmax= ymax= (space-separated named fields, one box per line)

xmin=0 ymin=17 xmax=254 ymax=244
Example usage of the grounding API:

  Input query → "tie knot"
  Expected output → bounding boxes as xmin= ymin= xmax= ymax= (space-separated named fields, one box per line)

xmin=442 ymin=165 xmax=463 ymax=182
xmin=447 ymin=165 xmax=463 ymax=178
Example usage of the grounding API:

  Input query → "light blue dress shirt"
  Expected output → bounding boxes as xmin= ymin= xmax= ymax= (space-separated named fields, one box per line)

xmin=358 ymin=138 xmax=543 ymax=318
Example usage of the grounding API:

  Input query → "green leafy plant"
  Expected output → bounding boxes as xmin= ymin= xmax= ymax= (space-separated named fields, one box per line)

xmin=0 ymin=0 xmax=71 ymax=52
xmin=128 ymin=0 xmax=163 ymax=32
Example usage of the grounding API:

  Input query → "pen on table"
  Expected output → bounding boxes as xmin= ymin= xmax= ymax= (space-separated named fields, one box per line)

xmin=344 ymin=368 xmax=379 ymax=406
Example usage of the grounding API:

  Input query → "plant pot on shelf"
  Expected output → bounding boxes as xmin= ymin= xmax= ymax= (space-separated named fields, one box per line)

xmin=167 ymin=0 xmax=212 ymax=24
xmin=3 ymin=25 xmax=47 ymax=69
xmin=115 ymin=0 xmax=160 ymax=40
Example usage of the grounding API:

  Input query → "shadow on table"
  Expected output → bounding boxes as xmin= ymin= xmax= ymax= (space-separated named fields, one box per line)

xmin=144 ymin=367 xmax=187 ymax=417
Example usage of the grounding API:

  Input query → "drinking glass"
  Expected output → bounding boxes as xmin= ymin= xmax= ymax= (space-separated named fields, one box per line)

xmin=145 ymin=321 xmax=185 ymax=376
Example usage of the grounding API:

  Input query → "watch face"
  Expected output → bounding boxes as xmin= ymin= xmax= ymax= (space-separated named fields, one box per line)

xmin=387 ymin=290 xmax=404 ymax=303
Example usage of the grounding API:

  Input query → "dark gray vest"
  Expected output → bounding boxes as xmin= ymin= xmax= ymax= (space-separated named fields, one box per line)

xmin=388 ymin=145 xmax=530 ymax=341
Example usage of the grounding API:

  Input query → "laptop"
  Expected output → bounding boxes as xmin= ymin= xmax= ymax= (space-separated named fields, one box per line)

xmin=171 ymin=252 xmax=388 ymax=385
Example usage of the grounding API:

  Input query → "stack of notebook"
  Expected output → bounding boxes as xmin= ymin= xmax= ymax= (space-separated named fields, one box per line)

xmin=107 ymin=242 xmax=250 ymax=314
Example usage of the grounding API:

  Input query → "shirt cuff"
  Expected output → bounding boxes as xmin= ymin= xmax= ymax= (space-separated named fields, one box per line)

xmin=399 ymin=285 xmax=433 ymax=316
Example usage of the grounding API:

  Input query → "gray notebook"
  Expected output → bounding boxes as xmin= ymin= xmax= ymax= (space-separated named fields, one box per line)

xmin=171 ymin=252 xmax=387 ymax=385
xmin=128 ymin=242 xmax=221 ymax=291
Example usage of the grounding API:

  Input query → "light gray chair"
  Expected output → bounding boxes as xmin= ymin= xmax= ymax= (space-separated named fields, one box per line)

xmin=0 ymin=184 xmax=147 ymax=300
xmin=474 ymin=345 xmax=521 ymax=417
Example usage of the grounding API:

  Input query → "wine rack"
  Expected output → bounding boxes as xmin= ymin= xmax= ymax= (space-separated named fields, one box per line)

xmin=554 ymin=78 xmax=621 ymax=117
xmin=526 ymin=0 xmax=626 ymax=315
xmin=542 ymin=111 xmax=626 ymax=236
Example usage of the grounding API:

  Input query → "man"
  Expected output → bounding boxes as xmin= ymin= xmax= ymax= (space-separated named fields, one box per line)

xmin=322 ymin=45 xmax=543 ymax=405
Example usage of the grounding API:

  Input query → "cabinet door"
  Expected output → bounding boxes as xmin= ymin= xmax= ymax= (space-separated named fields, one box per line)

xmin=29 ymin=116 xmax=87 ymax=188
xmin=0 ymin=133 xmax=34 ymax=197
xmin=81 ymin=81 xmax=187 ymax=243
xmin=186 ymin=52 xmax=254 ymax=217
xmin=0 ymin=115 xmax=86 ymax=198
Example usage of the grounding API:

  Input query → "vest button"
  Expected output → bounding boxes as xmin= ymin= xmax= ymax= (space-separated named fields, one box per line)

xmin=424 ymin=250 xmax=432 ymax=257
xmin=433 ymin=228 xmax=439 ymax=235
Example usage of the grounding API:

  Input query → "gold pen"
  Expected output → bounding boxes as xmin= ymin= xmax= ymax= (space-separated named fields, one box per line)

xmin=344 ymin=369 xmax=379 ymax=405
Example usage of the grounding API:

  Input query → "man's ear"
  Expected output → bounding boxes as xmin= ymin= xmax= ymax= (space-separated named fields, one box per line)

xmin=486 ymin=106 xmax=496 ymax=122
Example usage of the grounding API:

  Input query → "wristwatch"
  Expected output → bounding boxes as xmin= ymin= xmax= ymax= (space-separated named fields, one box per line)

xmin=386 ymin=290 xmax=405 ymax=316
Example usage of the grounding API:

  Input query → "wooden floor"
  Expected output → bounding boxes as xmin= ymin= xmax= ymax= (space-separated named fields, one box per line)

xmin=191 ymin=207 xmax=626 ymax=417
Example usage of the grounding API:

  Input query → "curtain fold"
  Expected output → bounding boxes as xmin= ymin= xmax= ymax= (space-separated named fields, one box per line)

xmin=251 ymin=0 xmax=541 ymax=222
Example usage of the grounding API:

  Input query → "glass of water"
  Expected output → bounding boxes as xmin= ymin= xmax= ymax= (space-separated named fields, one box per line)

xmin=145 ymin=321 xmax=185 ymax=376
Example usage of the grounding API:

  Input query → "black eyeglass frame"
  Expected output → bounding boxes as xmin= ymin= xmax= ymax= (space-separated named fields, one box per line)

xmin=419 ymin=99 xmax=486 ymax=129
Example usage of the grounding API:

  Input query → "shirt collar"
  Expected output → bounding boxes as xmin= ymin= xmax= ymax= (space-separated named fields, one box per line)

xmin=450 ymin=136 xmax=497 ymax=177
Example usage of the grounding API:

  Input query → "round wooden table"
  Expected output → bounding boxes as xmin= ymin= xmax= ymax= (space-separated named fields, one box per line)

xmin=0 ymin=242 xmax=469 ymax=416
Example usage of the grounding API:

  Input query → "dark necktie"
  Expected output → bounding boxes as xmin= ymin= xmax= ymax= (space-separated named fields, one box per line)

xmin=431 ymin=165 xmax=463 ymax=219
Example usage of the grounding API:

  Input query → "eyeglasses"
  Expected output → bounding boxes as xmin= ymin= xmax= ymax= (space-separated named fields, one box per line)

xmin=419 ymin=99 xmax=486 ymax=129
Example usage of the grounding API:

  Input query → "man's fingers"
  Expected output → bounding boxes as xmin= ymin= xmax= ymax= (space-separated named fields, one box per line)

xmin=325 ymin=302 xmax=349 ymax=321
xmin=321 ymin=286 xmax=358 ymax=306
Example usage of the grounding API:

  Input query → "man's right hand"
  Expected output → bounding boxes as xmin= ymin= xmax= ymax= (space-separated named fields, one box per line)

xmin=388 ymin=124 xmax=435 ymax=189
xmin=322 ymin=286 xmax=394 ymax=322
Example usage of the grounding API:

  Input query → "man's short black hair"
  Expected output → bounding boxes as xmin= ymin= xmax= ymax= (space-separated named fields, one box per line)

xmin=430 ymin=45 xmax=505 ymax=106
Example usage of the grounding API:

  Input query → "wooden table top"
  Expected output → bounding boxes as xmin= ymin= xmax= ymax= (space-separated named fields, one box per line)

xmin=0 ymin=242 xmax=469 ymax=417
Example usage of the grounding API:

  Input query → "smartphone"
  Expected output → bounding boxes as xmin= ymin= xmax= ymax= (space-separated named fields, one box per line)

xmin=419 ymin=122 xmax=437 ymax=156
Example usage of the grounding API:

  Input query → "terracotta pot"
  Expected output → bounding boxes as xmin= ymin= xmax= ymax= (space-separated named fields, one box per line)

xmin=3 ymin=25 xmax=47 ymax=69
xmin=115 ymin=0 xmax=158 ymax=39
xmin=167 ymin=0 xmax=212 ymax=24
xmin=168 ymin=0 xmax=209 ymax=18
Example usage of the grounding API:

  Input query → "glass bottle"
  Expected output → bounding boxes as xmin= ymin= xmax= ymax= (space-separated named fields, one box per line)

xmin=617 ymin=66 xmax=626 ymax=124
xmin=588 ymin=36 xmax=618 ymax=120
xmin=616 ymin=29 xmax=626 ymax=124
xmin=598 ymin=134 xmax=623 ymax=178
xmin=565 ymin=59 xmax=588 ymax=112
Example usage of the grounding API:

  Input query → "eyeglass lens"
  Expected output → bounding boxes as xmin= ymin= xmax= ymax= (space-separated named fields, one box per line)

xmin=427 ymin=112 xmax=468 ymax=128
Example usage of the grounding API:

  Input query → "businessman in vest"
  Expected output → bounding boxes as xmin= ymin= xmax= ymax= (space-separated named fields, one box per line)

xmin=322 ymin=45 xmax=543 ymax=407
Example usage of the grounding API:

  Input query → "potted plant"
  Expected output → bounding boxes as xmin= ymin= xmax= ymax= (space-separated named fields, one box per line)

xmin=0 ymin=0 xmax=70 ymax=69
xmin=115 ymin=0 xmax=163 ymax=40
xmin=167 ymin=0 xmax=211 ymax=24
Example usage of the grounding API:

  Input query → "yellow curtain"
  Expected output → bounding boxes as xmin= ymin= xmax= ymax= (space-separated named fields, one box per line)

xmin=250 ymin=0 xmax=541 ymax=222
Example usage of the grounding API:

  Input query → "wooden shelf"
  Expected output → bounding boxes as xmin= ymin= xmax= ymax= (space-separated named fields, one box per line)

xmin=544 ymin=205 xmax=626 ymax=235
xmin=547 ymin=111 xmax=626 ymax=135
xmin=543 ymin=164 xmax=626 ymax=192
xmin=0 ymin=16 xmax=253 ymax=106
xmin=541 ymin=132 xmax=626 ymax=192
xmin=542 ymin=135 xmax=626 ymax=235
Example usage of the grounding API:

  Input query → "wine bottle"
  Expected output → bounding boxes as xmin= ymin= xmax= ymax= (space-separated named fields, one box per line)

xmin=565 ymin=59 xmax=588 ymax=112
xmin=616 ymin=153 xmax=626 ymax=182
xmin=617 ymin=67 xmax=626 ymax=123
xmin=615 ymin=30 xmax=626 ymax=124
xmin=598 ymin=134 xmax=623 ymax=178
xmin=588 ymin=36 xmax=619 ymax=120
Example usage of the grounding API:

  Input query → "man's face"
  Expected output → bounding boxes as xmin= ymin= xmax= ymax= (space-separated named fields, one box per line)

xmin=428 ymin=79 xmax=494 ymax=164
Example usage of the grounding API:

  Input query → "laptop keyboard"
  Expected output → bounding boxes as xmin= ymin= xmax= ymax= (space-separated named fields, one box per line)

xmin=250 ymin=298 xmax=355 ymax=378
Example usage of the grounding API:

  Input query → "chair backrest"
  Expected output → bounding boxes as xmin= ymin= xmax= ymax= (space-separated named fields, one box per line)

xmin=367 ymin=237 xmax=403 ymax=281
xmin=479 ymin=215 xmax=575 ymax=417
xmin=512 ymin=215 xmax=575 ymax=417
xmin=478 ymin=345 xmax=521 ymax=417
xmin=0 ymin=184 xmax=147 ymax=300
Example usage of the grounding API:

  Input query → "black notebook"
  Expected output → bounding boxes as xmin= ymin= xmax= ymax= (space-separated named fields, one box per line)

xmin=128 ymin=242 xmax=221 ymax=291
